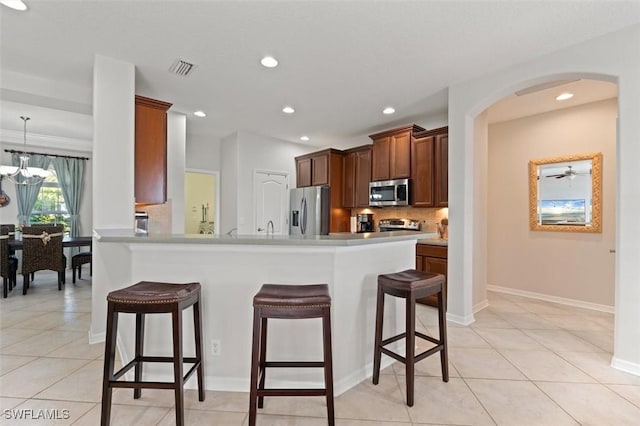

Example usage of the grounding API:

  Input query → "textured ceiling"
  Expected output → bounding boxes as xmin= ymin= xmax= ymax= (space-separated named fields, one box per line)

xmin=1 ymin=1 xmax=638 ymax=150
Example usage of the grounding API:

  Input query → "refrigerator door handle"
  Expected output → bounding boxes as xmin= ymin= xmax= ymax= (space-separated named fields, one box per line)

xmin=301 ymin=196 xmax=307 ymax=235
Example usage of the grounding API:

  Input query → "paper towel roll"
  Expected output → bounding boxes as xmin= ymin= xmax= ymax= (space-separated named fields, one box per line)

xmin=350 ymin=216 xmax=357 ymax=233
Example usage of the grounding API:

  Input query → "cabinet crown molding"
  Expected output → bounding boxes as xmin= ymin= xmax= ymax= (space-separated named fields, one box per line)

xmin=368 ymin=124 xmax=426 ymax=139
xmin=135 ymin=95 xmax=172 ymax=110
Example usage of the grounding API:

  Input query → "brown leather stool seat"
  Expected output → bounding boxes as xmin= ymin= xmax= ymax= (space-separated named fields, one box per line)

xmin=372 ymin=269 xmax=448 ymax=406
xmin=72 ymin=251 xmax=92 ymax=283
xmin=100 ymin=281 xmax=205 ymax=426
xmin=249 ymin=284 xmax=334 ymax=426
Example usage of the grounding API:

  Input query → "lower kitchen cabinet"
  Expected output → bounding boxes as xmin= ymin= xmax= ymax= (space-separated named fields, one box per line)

xmin=415 ymin=243 xmax=447 ymax=307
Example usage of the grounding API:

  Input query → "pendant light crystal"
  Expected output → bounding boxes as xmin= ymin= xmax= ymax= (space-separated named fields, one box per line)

xmin=0 ymin=116 xmax=50 ymax=185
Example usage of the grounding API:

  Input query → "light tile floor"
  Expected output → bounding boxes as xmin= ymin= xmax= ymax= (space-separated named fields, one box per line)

xmin=1 ymin=271 xmax=640 ymax=425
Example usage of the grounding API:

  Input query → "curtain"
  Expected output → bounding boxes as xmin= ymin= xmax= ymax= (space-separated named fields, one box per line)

xmin=12 ymin=153 xmax=51 ymax=225
xmin=51 ymin=157 xmax=85 ymax=237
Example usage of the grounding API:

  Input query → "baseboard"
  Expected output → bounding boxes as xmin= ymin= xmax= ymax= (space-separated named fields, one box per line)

xmin=487 ymin=285 xmax=614 ymax=314
xmin=141 ymin=356 xmax=397 ymax=396
xmin=611 ymin=356 xmax=640 ymax=377
xmin=88 ymin=329 xmax=105 ymax=345
xmin=446 ymin=311 xmax=474 ymax=326
xmin=473 ymin=298 xmax=489 ymax=313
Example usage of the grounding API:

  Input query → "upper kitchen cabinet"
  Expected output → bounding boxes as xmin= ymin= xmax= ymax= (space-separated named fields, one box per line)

xmin=135 ymin=95 xmax=172 ymax=204
xmin=369 ymin=124 xmax=425 ymax=181
xmin=342 ymin=145 xmax=372 ymax=208
xmin=295 ymin=149 xmax=339 ymax=187
xmin=295 ymin=149 xmax=349 ymax=232
xmin=411 ymin=126 xmax=448 ymax=207
xmin=434 ymin=130 xmax=448 ymax=207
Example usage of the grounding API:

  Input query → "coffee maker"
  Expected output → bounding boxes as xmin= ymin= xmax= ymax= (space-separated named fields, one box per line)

xmin=357 ymin=213 xmax=374 ymax=233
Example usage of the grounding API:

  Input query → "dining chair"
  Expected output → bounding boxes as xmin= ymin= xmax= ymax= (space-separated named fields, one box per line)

xmin=0 ymin=225 xmax=18 ymax=298
xmin=21 ymin=225 xmax=65 ymax=295
xmin=27 ymin=223 xmax=66 ymax=283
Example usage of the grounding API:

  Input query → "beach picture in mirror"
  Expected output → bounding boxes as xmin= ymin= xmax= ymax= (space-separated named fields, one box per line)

xmin=529 ymin=152 xmax=602 ymax=233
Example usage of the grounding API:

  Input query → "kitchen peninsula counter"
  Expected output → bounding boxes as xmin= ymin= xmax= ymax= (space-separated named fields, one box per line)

xmin=95 ymin=228 xmax=433 ymax=246
xmin=91 ymin=229 xmax=430 ymax=396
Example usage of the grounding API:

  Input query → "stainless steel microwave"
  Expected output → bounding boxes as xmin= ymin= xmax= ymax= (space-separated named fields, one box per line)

xmin=369 ymin=178 xmax=410 ymax=206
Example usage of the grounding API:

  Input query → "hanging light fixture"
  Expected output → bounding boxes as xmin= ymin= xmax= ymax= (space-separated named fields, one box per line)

xmin=0 ymin=116 xmax=50 ymax=185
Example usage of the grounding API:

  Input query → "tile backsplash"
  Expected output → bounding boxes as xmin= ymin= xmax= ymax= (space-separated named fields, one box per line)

xmin=138 ymin=199 xmax=172 ymax=234
xmin=350 ymin=206 xmax=448 ymax=232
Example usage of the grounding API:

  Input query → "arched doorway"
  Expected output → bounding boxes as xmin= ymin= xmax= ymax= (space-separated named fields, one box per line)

xmin=446 ymin=26 xmax=640 ymax=375
xmin=483 ymin=79 xmax=617 ymax=310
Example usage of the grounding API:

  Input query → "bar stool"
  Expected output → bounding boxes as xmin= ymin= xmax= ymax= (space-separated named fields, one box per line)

xmin=372 ymin=269 xmax=448 ymax=407
xmin=100 ymin=281 xmax=205 ymax=426
xmin=249 ymin=283 xmax=334 ymax=426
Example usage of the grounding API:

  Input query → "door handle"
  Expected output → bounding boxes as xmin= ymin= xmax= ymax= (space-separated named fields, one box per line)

xmin=257 ymin=228 xmax=264 ymax=232
xmin=609 ymin=249 xmax=616 ymax=253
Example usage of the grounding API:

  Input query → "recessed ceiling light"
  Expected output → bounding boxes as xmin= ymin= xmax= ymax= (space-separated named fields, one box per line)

xmin=382 ymin=107 xmax=396 ymax=115
xmin=300 ymin=136 xmax=310 ymax=141
xmin=555 ymin=92 xmax=574 ymax=101
xmin=193 ymin=111 xmax=206 ymax=117
xmin=282 ymin=106 xmax=295 ymax=114
xmin=0 ymin=1 xmax=28 ymax=11
xmin=260 ymin=56 xmax=278 ymax=68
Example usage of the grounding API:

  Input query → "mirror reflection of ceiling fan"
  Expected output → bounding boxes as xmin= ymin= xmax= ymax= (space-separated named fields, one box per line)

xmin=546 ymin=165 xmax=591 ymax=179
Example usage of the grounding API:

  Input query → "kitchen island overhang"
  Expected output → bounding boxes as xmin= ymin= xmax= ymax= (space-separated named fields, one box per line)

xmin=91 ymin=229 xmax=434 ymax=395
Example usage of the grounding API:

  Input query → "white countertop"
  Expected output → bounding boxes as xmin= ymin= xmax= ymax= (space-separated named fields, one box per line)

xmin=94 ymin=228 xmax=433 ymax=247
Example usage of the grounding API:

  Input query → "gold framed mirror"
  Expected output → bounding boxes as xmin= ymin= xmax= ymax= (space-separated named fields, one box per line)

xmin=529 ymin=152 xmax=602 ymax=233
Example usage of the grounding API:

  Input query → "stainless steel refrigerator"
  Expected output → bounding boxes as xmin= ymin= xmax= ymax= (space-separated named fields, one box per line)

xmin=289 ymin=185 xmax=330 ymax=235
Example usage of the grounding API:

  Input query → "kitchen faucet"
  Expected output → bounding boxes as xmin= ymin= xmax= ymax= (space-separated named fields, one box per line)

xmin=266 ymin=220 xmax=274 ymax=236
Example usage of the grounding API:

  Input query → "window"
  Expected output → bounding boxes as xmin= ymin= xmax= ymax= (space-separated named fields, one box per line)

xmin=30 ymin=166 xmax=70 ymax=233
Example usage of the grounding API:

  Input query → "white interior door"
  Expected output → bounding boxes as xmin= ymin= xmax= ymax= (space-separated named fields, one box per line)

xmin=254 ymin=170 xmax=288 ymax=235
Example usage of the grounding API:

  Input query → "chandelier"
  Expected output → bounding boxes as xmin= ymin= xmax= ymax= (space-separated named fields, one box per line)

xmin=0 ymin=116 xmax=50 ymax=185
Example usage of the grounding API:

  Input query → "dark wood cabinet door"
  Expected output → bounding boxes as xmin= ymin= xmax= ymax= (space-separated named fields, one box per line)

xmin=411 ymin=135 xmax=435 ymax=206
xmin=311 ymin=154 xmax=329 ymax=186
xmin=416 ymin=243 xmax=448 ymax=307
xmin=355 ymin=147 xmax=372 ymax=207
xmin=135 ymin=96 xmax=171 ymax=204
xmin=435 ymin=133 xmax=448 ymax=207
xmin=342 ymin=152 xmax=356 ymax=208
xmin=371 ymin=137 xmax=390 ymax=181
xmin=390 ymin=132 xmax=411 ymax=179
xmin=296 ymin=157 xmax=312 ymax=187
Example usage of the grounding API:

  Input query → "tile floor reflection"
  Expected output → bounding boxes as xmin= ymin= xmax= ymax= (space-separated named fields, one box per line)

xmin=1 ymin=271 xmax=639 ymax=425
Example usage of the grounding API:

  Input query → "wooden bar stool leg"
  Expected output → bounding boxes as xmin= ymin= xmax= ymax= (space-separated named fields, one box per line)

xmin=438 ymin=289 xmax=449 ymax=382
xmin=248 ymin=307 xmax=262 ymax=426
xmin=257 ymin=317 xmax=268 ymax=408
xmin=372 ymin=282 xmax=385 ymax=385
xmin=101 ymin=303 xmax=118 ymax=426
xmin=172 ymin=306 xmax=185 ymax=426
xmin=133 ymin=313 xmax=145 ymax=399
xmin=193 ymin=301 xmax=205 ymax=401
xmin=405 ymin=293 xmax=416 ymax=407
xmin=322 ymin=306 xmax=335 ymax=426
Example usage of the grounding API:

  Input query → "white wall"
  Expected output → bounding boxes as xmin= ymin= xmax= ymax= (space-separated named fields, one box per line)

xmin=90 ymin=54 xmax=135 ymax=342
xmin=487 ymin=99 xmax=617 ymax=307
xmin=218 ymin=131 xmax=309 ymax=235
xmin=167 ymin=111 xmax=186 ymax=233
xmin=92 ymin=55 xmax=135 ymax=230
xmin=186 ymin=134 xmax=222 ymax=172
xmin=219 ymin=132 xmax=239 ymax=234
xmin=448 ymin=24 xmax=640 ymax=375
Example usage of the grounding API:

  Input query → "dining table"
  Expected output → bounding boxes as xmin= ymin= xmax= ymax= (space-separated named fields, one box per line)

xmin=8 ymin=235 xmax=93 ymax=250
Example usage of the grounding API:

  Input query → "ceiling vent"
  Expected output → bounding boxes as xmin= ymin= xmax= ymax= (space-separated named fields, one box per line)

xmin=169 ymin=59 xmax=197 ymax=77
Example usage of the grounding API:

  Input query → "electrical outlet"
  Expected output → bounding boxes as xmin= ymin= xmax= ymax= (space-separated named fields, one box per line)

xmin=211 ymin=339 xmax=221 ymax=356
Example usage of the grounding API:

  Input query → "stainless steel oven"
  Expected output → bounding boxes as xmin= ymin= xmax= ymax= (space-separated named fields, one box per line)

xmin=369 ymin=178 xmax=409 ymax=206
